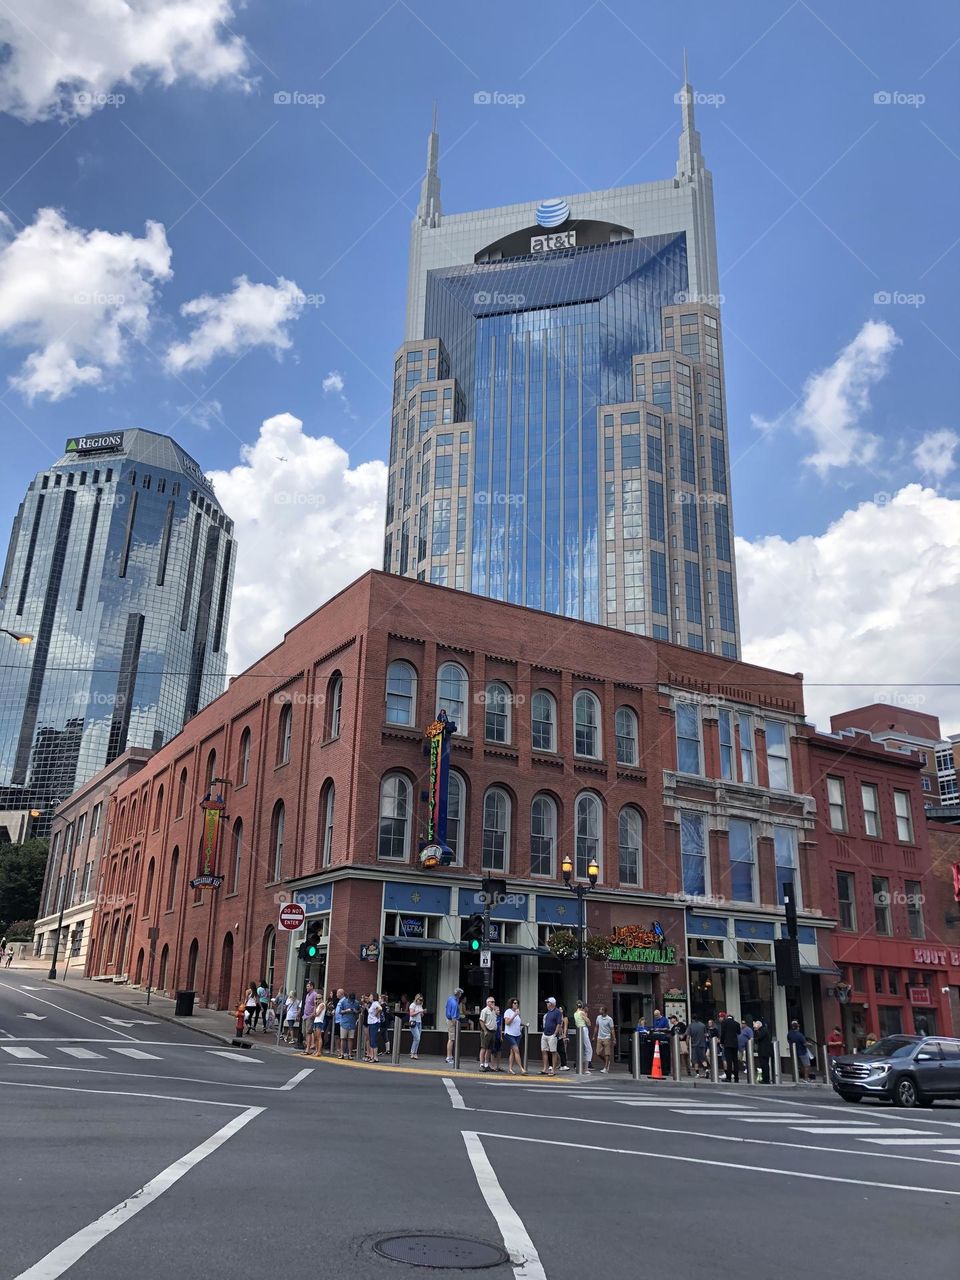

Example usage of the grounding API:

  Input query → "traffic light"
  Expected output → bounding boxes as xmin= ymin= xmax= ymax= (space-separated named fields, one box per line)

xmin=305 ymin=921 xmax=321 ymax=960
xmin=464 ymin=913 xmax=485 ymax=952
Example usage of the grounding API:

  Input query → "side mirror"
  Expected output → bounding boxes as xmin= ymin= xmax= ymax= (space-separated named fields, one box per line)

xmin=915 ymin=1052 xmax=933 ymax=1061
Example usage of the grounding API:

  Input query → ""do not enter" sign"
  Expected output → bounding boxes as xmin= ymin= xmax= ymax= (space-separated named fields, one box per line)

xmin=278 ymin=902 xmax=305 ymax=931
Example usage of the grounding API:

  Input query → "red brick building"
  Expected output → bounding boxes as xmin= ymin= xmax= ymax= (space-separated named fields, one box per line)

xmin=88 ymin=571 xmax=828 ymax=1050
xmin=808 ymin=725 xmax=958 ymax=1047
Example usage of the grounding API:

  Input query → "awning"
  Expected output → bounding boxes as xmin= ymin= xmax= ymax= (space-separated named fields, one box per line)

xmin=382 ymin=938 xmax=460 ymax=952
xmin=801 ymin=964 xmax=841 ymax=976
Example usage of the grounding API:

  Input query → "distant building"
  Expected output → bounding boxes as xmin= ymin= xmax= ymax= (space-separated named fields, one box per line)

xmin=830 ymin=704 xmax=947 ymax=806
xmin=0 ymin=429 xmax=235 ymax=831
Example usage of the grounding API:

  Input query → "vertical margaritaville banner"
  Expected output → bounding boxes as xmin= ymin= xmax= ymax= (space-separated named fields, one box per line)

xmin=420 ymin=708 xmax=456 ymax=867
xmin=190 ymin=791 xmax=225 ymax=889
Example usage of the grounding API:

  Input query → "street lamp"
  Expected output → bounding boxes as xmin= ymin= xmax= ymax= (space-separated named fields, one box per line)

xmin=1 ymin=629 xmax=33 ymax=644
xmin=561 ymin=852 xmax=599 ymax=1005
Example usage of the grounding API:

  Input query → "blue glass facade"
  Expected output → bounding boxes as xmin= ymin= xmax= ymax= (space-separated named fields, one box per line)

xmin=0 ymin=430 xmax=233 ymax=820
xmin=424 ymin=234 xmax=687 ymax=621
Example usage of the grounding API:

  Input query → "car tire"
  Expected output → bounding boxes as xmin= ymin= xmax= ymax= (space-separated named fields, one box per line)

xmin=838 ymin=1092 xmax=862 ymax=1103
xmin=893 ymin=1076 xmax=919 ymax=1108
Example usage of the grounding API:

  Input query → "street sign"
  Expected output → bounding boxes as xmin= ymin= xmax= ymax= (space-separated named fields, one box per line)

xmin=278 ymin=902 xmax=306 ymax=931
xmin=480 ymin=949 xmax=492 ymax=968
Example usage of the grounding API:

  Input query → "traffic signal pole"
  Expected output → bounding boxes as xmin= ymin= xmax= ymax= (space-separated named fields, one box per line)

xmin=481 ymin=896 xmax=492 ymax=1006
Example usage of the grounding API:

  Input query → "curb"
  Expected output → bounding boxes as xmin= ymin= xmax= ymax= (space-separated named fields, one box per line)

xmin=43 ymin=978 xmax=234 ymax=1047
xmin=292 ymin=1054 xmax=564 ymax=1081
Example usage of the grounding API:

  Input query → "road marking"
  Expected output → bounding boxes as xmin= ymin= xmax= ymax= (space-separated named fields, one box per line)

xmin=0 ymin=1079 xmax=244 ymax=1108
xmin=443 ymin=1077 xmax=467 ymax=1110
xmin=473 ymin=1130 xmax=960 ymax=1198
xmin=1 ymin=1046 xmax=45 ymax=1059
xmin=12 ymin=1106 xmax=263 ymax=1279
xmin=938 ymin=1149 xmax=960 ymax=1156
xmin=793 ymin=1126 xmax=887 ymax=1135
xmin=58 ymin=1048 xmax=104 ymax=1060
xmin=279 ymin=1069 xmax=314 ymax=1090
xmin=102 ymin=1017 xmax=160 ymax=1028
xmin=462 ymin=1132 xmax=546 ymax=1280
xmin=19 ymin=1013 xmax=46 ymax=1020
xmin=861 ymin=1135 xmax=958 ymax=1145
xmin=108 ymin=1048 xmax=161 ymax=1060
xmin=734 ymin=1116 xmax=822 ymax=1124
xmin=670 ymin=1108 xmax=779 ymax=1116
xmin=0 ymin=981 xmax=138 ymax=1040
xmin=205 ymin=1050 xmax=262 ymax=1063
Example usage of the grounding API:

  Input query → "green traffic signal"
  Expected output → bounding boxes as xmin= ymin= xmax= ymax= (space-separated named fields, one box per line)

xmin=307 ymin=944 xmax=318 ymax=958
xmin=470 ymin=938 xmax=480 ymax=951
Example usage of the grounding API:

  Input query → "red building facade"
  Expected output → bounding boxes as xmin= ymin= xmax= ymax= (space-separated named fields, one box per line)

xmin=89 ymin=571 xmax=826 ymax=1049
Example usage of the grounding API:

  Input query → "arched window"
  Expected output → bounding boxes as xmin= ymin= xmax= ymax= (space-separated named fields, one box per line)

xmin=530 ymin=794 xmax=557 ymax=877
xmin=152 ymin=786 xmax=164 ymax=831
xmin=575 ymin=792 xmax=602 ymax=880
xmin=186 ymin=937 xmax=199 ymax=989
xmin=437 ymin=661 xmax=468 ymax=733
xmin=117 ymin=804 xmax=127 ymax=838
xmin=447 ymin=771 xmax=465 ymax=864
xmin=176 ymin=768 xmax=187 ymax=817
xmin=158 ymin=943 xmax=169 ymax=990
xmin=532 ymin=690 xmax=557 ymax=752
xmin=385 ymin=660 xmax=417 ymax=726
xmin=484 ymin=681 xmax=511 ymax=744
xmin=482 ymin=787 xmax=511 ymax=873
xmin=143 ymin=858 xmax=155 ymax=917
xmin=108 ymin=918 xmax=120 ymax=963
xmin=262 ymin=927 xmax=277 ymax=989
xmin=120 ymin=857 xmax=129 ymax=895
xmin=277 ymin=703 xmax=293 ymax=765
xmin=205 ymin=750 xmax=217 ymax=791
xmin=378 ymin=773 xmax=412 ymax=860
xmin=270 ymin=802 xmax=285 ymax=881
xmin=128 ymin=800 xmax=137 ymax=837
xmin=320 ymin=782 xmax=335 ymax=867
xmin=618 ymin=806 xmax=643 ymax=887
xmin=615 ymin=706 xmax=639 ymax=766
xmin=231 ymin=819 xmax=243 ymax=894
xmin=238 ymin=728 xmax=251 ymax=786
xmin=134 ymin=948 xmax=144 ymax=985
xmin=574 ymin=691 xmax=601 ymax=759
xmin=327 ymin=673 xmax=343 ymax=739
xmin=165 ymin=847 xmax=179 ymax=911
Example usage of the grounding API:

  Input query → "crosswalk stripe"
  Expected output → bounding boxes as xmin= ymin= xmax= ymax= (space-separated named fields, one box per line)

xmin=59 ymin=1048 xmax=105 ymax=1060
xmin=108 ymin=1047 xmax=161 ymax=1060
xmin=1 ymin=1045 xmax=44 ymax=1059
xmin=733 ymin=1116 xmax=813 ymax=1123
xmin=793 ymin=1126 xmax=884 ymax=1135
xmin=206 ymin=1050 xmax=262 ymax=1063
xmin=937 ymin=1149 xmax=960 ymax=1157
xmin=862 ymin=1134 xmax=955 ymax=1145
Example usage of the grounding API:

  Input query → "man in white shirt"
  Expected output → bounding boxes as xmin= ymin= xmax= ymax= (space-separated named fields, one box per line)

xmin=366 ymin=995 xmax=383 ymax=1062
xmin=478 ymin=996 xmax=499 ymax=1071
xmin=594 ymin=1004 xmax=616 ymax=1073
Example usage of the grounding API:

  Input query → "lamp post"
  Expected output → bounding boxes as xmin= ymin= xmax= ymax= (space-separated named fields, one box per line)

xmin=561 ymin=853 xmax=599 ymax=1005
xmin=0 ymin=628 xmax=33 ymax=644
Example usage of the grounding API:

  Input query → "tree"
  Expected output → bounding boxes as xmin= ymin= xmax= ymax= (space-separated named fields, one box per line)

xmin=0 ymin=839 xmax=48 ymax=935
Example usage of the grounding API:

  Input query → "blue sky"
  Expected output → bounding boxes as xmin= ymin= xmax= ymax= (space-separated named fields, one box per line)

xmin=0 ymin=1 xmax=958 ymax=727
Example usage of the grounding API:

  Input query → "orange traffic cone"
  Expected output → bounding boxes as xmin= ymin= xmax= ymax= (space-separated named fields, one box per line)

xmin=651 ymin=1039 xmax=664 ymax=1079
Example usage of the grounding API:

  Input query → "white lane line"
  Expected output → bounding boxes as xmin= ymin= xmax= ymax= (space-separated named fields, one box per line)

xmin=205 ymin=1051 xmax=263 ymax=1063
xmin=735 ymin=1116 xmax=820 ymax=1124
xmin=862 ymin=1135 xmax=957 ymax=1145
xmin=938 ymin=1149 xmax=960 ymax=1156
xmin=443 ymin=1077 xmax=467 ymax=1110
xmin=107 ymin=1048 xmax=161 ymax=1060
xmin=58 ymin=1048 xmax=104 ymax=1060
xmin=279 ymin=1069 xmax=314 ymax=1091
xmin=0 ymin=981 xmax=138 ymax=1041
xmin=793 ymin=1126 xmax=887 ymax=1135
xmin=12 ymin=1106 xmax=262 ymax=1279
xmin=0 ymin=1063 xmax=315 ymax=1091
xmin=462 ymin=1132 xmax=546 ymax=1280
xmin=670 ymin=1107 xmax=766 ymax=1115
xmin=473 ymin=1131 xmax=960 ymax=1198
xmin=0 ymin=1080 xmax=244 ymax=1108
xmin=1 ymin=1046 xmax=45 ymax=1059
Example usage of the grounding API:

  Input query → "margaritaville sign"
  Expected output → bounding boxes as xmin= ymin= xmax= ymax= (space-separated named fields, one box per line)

xmin=609 ymin=944 xmax=677 ymax=965
xmin=606 ymin=923 xmax=676 ymax=967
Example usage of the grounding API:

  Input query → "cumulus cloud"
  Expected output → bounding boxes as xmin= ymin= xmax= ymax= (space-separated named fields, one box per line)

xmin=0 ymin=0 xmax=249 ymax=123
xmin=0 ymin=208 xmax=171 ymax=401
xmin=208 ymin=413 xmax=387 ymax=672
xmin=737 ymin=485 xmax=960 ymax=733
xmin=913 ymin=429 xmax=959 ymax=482
xmin=322 ymin=371 xmax=345 ymax=396
xmin=752 ymin=319 xmax=899 ymax=475
xmin=165 ymin=276 xmax=305 ymax=373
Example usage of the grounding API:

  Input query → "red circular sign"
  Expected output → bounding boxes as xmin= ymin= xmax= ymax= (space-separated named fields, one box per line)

xmin=278 ymin=902 xmax=306 ymax=931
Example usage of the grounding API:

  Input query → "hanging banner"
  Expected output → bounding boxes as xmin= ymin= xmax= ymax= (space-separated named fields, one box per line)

xmin=420 ymin=709 xmax=456 ymax=866
xmin=190 ymin=791 xmax=225 ymax=889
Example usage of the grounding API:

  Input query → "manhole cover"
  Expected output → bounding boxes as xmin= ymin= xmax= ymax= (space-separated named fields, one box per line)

xmin=373 ymin=1234 xmax=509 ymax=1269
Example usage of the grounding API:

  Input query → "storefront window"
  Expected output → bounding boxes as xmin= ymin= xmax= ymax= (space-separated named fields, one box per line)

xmin=689 ymin=964 xmax=724 ymax=1023
xmin=738 ymin=968 xmax=774 ymax=1030
xmin=680 ymin=811 xmax=706 ymax=896
xmin=878 ymin=1006 xmax=903 ymax=1037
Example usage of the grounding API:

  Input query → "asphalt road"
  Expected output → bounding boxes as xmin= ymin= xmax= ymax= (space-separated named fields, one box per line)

xmin=2 ymin=974 xmax=959 ymax=1279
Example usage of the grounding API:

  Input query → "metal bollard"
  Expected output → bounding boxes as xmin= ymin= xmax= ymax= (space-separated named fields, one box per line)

xmin=709 ymin=1037 xmax=720 ymax=1083
xmin=822 ymin=1043 xmax=832 ymax=1084
xmin=391 ymin=1016 xmax=402 ymax=1065
xmin=357 ymin=1022 xmax=366 ymax=1061
xmin=453 ymin=1018 xmax=462 ymax=1071
xmin=790 ymin=1041 xmax=800 ymax=1084
xmin=671 ymin=1035 xmax=682 ymax=1082
xmin=576 ymin=1027 xmax=585 ymax=1075
xmin=772 ymin=1039 xmax=782 ymax=1085
xmin=522 ymin=1023 xmax=529 ymax=1074
xmin=746 ymin=1038 xmax=756 ymax=1085
xmin=632 ymin=1031 xmax=641 ymax=1081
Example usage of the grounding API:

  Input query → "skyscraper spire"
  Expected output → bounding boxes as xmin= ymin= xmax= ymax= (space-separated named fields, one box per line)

xmin=676 ymin=54 xmax=704 ymax=182
xmin=417 ymin=103 xmax=442 ymax=227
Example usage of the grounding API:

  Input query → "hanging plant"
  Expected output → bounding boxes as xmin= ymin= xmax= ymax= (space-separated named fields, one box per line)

xmin=585 ymin=932 xmax=613 ymax=961
xmin=547 ymin=928 xmax=578 ymax=958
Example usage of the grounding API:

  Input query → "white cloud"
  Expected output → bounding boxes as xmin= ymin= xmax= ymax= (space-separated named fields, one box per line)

xmin=322 ymin=371 xmax=345 ymax=396
xmin=0 ymin=0 xmax=249 ymax=123
xmin=209 ymin=413 xmax=386 ymax=672
xmin=165 ymin=275 xmax=304 ymax=373
xmin=913 ymin=429 xmax=959 ymax=482
xmin=752 ymin=320 xmax=899 ymax=475
xmin=0 ymin=208 xmax=171 ymax=401
xmin=737 ymin=484 xmax=960 ymax=734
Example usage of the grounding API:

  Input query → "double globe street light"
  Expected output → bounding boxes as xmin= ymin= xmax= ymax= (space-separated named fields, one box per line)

xmin=561 ymin=852 xmax=599 ymax=1006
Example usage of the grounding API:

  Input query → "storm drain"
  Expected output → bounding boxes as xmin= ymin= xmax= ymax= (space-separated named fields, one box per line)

xmin=373 ymin=1235 xmax=509 ymax=1269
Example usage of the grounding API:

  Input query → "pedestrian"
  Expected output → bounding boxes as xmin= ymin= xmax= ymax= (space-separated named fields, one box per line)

xmin=478 ymin=995 xmax=498 ymax=1071
xmin=651 ymin=1007 xmax=670 ymax=1032
xmin=340 ymin=992 xmax=359 ymax=1058
xmin=256 ymin=978 xmax=270 ymax=1032
xmin=556 ymin=1004 xmax=570 ymax=1071
xmin=445 ymin=988 xmax=464 ymax=1064
xmin=687 ymin=1014 xmax=706 ymax=1077
xmin=243 ymin=982 xmax=258 ymax=1032
xmin=312 ymin=998 xmax=331 ymax=1057
xmin=635 ymin=1015 xmax=650 ymax=1037
xmin=379 ymin=993 xmax=390 ymax=1055
xmin=492 ymin=1003 xmax=504 ymax=1072
xmin=302 ymin=981 xmax=318 ymax=1052
xmin=574 ymin=1001 xmax=593 ymax=1070
xmin=3 ymin=948 xmax=11 ymax=968
xmin=827 ymin=1026 xmax=844 ymax=1058
xmin=753 ymin=1019 xmax=773 ymax=1082
xmin=503 ymin=998 xmax=525 ymax=1074
xmin=408 ymin=993 xmax=424 ymax=1059
xmin=366 ymin=993 xmax=383 ymax=1061
xmin=594 ymin=1004 xmax=615 ymax=1073
xmin=669 ymin=1014 xmax=689 ymax=1076
xmin=719 ymin=1011 xmax=740 ymax=1082
xmin=283 ymin=990 xmax=300 ymax=1045
xmin=787 ymin=1020 xmax=811 ymax=1081
xmin=737 ymin=1016 xmax=753 ymax=1074
xmin=540 ymin=997 xmax=562 ymax=1075
xmin=333 ymin=988 xmax=347 ymax=1056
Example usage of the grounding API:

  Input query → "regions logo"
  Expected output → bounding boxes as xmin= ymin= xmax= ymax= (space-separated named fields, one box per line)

xmin=535 ymin=197 xmax=570 ymax=227
xmin=65 ymin=433 xmax=124 ymax=454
